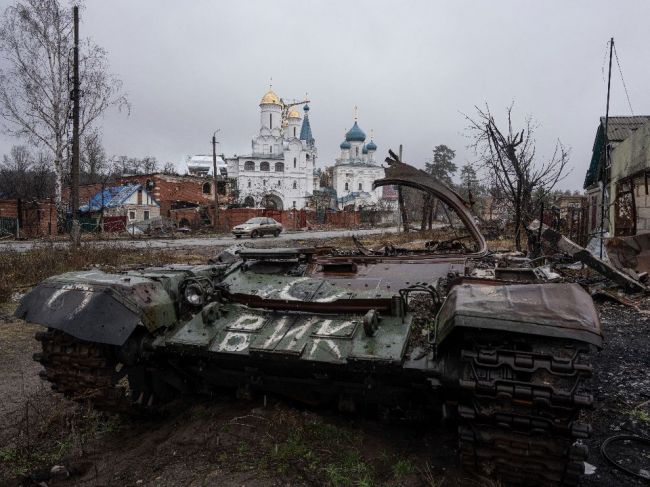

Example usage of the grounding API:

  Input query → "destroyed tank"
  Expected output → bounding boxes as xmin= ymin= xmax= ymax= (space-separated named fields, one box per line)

xmin=17 ymin=154 xmax=603 ymax=486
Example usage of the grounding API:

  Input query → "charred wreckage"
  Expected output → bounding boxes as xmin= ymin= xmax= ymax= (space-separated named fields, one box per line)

xmin=17 ymin=154 xmax=603 ymax=486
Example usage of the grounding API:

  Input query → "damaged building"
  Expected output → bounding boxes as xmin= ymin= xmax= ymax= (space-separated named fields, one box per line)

xmin=584 ymin=115 xmax=650 ymax=236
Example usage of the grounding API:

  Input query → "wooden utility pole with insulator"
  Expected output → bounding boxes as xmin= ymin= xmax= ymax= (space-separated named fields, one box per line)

xmin=70 ymin=6 xmax=80 ymax=246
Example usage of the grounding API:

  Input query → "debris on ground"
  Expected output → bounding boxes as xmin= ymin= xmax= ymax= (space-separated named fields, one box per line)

xmin=531 ymin=222 xmax=647 ymax=293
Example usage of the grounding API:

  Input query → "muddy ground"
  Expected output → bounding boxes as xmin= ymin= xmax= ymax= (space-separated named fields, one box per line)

xmin=1 ymin=236 xmax=650 ymax=486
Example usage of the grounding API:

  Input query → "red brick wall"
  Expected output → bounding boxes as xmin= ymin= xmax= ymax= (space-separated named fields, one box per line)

xmin=62 ymin=183 xmax=104 ymax=206
xmin=0 ymin=199 xmax=19 ymax=218
xmin=0 ymin=199 xmax=57 ymax=237
xmin=119 ymin=174 xmax=220 ymax=216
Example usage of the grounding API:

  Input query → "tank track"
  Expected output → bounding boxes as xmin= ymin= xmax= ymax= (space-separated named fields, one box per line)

xmin=457 ymin=335 xmax=593 ymax=486
xmin=33 ymin=330 xmax=141 ymax=414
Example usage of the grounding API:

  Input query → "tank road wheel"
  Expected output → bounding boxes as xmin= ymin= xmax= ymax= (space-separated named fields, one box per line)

xmin=456 ymin=333 xmax=593 ymax=486
xmin=251 ymin=230 xmax=259 ymax=239
xmin=34 ymin=330 xmax=179 ymax=414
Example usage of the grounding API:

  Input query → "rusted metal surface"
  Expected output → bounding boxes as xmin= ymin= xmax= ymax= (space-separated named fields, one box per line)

xmin=19 ymin=156 xmax=605 ymax=486
xmin=437 ymin=283 xmax=603 ymax=347
xmin=614 ymin=179 xmax=637 ymax=237
xmin=373 ymin=150 xmax=488 ymax=257
xmin=605 ymin=232 xmax=650 ymax=276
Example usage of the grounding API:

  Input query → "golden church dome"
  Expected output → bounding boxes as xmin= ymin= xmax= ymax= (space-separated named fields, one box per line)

xmin=288 ymin=108 xmax=301 ymax=119
xmin=260 ymin=89 xmax=281 ymax=105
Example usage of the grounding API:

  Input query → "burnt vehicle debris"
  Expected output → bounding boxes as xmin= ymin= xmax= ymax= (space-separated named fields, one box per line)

xmin=16 ymin=154 xmax=603 ymax=486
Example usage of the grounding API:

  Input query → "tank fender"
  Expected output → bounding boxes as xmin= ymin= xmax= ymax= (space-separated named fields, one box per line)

xmin=435 ymin=282 xmax=603 ymax=348
xmin=15 ymin=272 xmax=177 ymax=346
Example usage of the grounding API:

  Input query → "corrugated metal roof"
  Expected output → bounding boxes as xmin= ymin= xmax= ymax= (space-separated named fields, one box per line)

xmin=584 ymin=116 xmax=650 ymax=189
xmin=600 ymin=116 xmax=650 ymax=142
xmin=79 ymin=184 xmax=148 ymax=212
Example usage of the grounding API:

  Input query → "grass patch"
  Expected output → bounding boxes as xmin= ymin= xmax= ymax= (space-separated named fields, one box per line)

xmin=0 ymin=243 xmax=202 ymax=303
xmin=263 ymin=415 xmax=376 ymax=486
xmin=0 ymin=389 xmax=123 ymax=480
xmin=392 ymin=458 xmax=415 ymax=478
xmin=629 ymin=408 xmax=650 ymax=424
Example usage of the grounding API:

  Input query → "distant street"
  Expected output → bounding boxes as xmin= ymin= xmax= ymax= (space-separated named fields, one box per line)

xmin=0 ymin=227 xmax=398 ymax=253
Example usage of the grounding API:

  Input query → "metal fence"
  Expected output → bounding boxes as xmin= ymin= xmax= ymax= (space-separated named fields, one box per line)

xmin=0 ymin=216 xmax=18 ymax=238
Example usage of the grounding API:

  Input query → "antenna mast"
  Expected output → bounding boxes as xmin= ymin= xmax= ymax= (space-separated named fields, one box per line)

xmin=599 ymin=37 xmax=613 ymax=259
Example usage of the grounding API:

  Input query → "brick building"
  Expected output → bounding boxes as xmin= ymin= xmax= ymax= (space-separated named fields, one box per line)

xmin=117 ymin=173 xmax=236 ymax=217
xmin=65 ymin=173 xmax=237 ymax=228
xmin=0 ymin=199 xmax=57 ymax=237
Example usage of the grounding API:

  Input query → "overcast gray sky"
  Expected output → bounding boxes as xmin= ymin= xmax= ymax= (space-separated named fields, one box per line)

xmin=1 ymin=0 xmax=649 ymax=189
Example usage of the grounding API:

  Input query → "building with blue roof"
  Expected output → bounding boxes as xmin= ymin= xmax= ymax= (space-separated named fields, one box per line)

xmin=79 ymin=184 xmax=160 ymax=222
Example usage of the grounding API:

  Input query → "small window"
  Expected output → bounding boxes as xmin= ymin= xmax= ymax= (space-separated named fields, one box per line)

xmin=306 ymin=154 xmax=310 ymax=160
xmin=143 ymin=210 xmax=150 ymax=221
xmin=128 ymin=211 xmax=136 ymax=221
xmin=358 ymin=183 xmax=362 ymax=191
xmin=277 ymin=180 xmax=281 ymax=187
xmin=275 ymin=162 xmax=284 ymax=172
xmin=355 ymin=147 xmax=359 ymax=156
xmin=247 ymin=180 xmax=251 ymax=188
xmin=269 ymin=113 xmax=272 ymax=128
xmin=202 ymin=182 xmax=211 ymax=194
xmin=293 ymin=127 xmax=296 ymax=137
xmin=244 ymin=160 xmax=255 ymax=171
xmin=263 ymin=180 xmax=267 ymax=186
xmin=293 ymin=181 xmax=297 ymax=189
xmin=260 ymin=161 xmax=270 ymax=171
xmin=293 ymin=157 xmax=297 ymax=168
xmin=293 ymin=201 xmax=296 ymax=208
xmin=345 ymin=182 xmax=349 ymax=191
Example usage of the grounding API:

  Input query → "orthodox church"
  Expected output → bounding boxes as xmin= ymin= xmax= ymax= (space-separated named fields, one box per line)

xmin=225 ymin=88 xmax=316 ymax=210
xmin=331 ymin=116 xmax=385 ymax=209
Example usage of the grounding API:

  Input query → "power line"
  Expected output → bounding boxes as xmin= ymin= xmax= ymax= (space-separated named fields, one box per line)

xmin=613 ymin=44 xmax=634 ymax=115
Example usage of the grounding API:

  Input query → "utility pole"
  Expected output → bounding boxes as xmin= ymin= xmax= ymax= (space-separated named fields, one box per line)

xmin=599 ymin=37 xmax=614 ymax=259
xmin=70 ymin=6 xmax=81 ymax=247
xmin=212 ymin=129 xmax=221 ymax=231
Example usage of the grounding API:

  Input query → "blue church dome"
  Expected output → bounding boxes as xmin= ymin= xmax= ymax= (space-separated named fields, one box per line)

xmin=303 ymin=104 xmax=310 ymax=112
xmin=366 ymin=140 xmax=377 ymax=151
xmin=340 ymin=140 xmax=351 ymax=150
xmin=345 ymin=122 xmax=366 ymax=142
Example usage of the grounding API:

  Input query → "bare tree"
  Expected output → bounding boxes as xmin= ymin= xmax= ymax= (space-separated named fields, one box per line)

xmin=0 ymin=0 xmax=128 ymax=207
xmin=80 ymin=129 xmax=106 ymax=182
xmin=161 ymin=161 xmax=176 ymax=175
xmin=0 ymin=144 xmax=55 ymax=199
xmin=466 ymin=104 xmax=570 ymax=250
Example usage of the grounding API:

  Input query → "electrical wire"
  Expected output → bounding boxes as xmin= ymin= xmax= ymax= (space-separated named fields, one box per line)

xmin=613 ymin=45 xmax=635 ymax=116
xmin=600 ymin=434 xmax=650 ymax=480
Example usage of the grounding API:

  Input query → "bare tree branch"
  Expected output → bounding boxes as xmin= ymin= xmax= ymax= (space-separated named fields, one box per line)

xmin=464 ymin=103 xmax=571 ymax=250
xmin=0 ymin=0 xmax=128 ymax=208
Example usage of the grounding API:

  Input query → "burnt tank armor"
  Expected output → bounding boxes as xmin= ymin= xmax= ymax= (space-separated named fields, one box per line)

xmin=17 ymin=156 xmax=602 ymax=486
